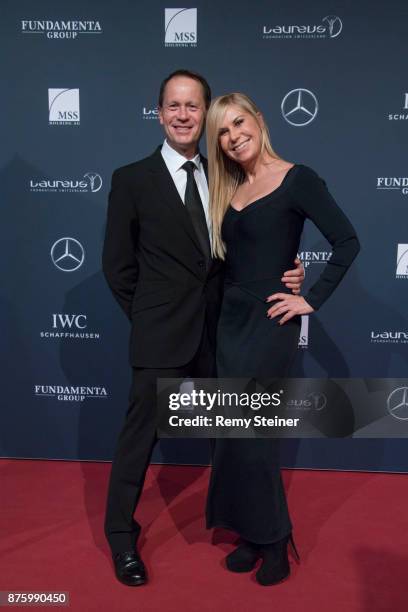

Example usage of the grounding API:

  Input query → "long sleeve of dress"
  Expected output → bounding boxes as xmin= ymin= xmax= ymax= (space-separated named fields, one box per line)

xmin=291 ymin=166 xmax=360 ymax=310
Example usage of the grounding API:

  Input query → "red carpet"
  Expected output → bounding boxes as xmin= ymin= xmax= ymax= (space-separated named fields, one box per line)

xmin=0 ymin=459 xmax=407 ymax=611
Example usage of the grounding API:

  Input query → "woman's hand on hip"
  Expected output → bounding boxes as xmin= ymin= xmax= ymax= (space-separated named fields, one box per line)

xmin=281 ymin=257 xmax=305 ymax=295
xmin=265 ymin=294 xmax=314 ymax=325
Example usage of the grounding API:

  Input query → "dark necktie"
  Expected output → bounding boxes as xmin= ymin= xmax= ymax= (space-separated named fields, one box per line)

xmin=181 ymin=161 xmax=211 ymax=265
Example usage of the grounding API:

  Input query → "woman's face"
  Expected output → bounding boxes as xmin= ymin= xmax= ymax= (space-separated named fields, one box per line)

xmin=217 ymin=104 xmax=263 ymax=166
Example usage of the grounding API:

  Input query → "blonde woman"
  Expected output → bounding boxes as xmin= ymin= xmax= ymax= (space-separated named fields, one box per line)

xmin=205 ymin=93 xmax=360 ymax=585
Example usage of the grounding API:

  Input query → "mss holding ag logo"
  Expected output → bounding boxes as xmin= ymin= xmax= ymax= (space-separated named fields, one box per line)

xmin=165 ymin=8 xmax=197 ymax=46
xmin=48 ymin=88 xmax=80 ymax=125
xmin=396 ymin=244 xmax=408 ymax=279
xmin=298 ymin=315 xmax=309 ymax=349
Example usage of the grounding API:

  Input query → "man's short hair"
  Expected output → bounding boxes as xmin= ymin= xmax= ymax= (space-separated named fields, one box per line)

xmin=158 ymin=69 xmax=212 ymax=110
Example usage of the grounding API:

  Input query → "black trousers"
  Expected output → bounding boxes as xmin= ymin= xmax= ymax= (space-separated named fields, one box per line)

xmin=104 ymin=324 xmax=215 ymax=554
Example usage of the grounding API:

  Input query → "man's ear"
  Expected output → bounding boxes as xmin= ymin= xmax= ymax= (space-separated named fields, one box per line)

xmin=158 ymin=107 xmax=164 ymax=125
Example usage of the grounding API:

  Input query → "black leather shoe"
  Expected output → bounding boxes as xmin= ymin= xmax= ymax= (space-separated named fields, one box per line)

xmin=112 ymin=551 xmax=147 ymax=586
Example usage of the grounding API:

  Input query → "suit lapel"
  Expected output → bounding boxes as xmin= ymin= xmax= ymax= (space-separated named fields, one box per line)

xmin=148 ymin=147 xmax=205 ymax=255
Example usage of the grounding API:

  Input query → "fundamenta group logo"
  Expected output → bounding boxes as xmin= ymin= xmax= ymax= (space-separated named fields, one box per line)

xmin=376 ymin=176 xmax=408 ymax=196
xmin=165 ymin=8 xmax=197 ymax=46
xmin=34 ymin=385 xmax=108 ymax=403
xmin=298 ymin=250 xmax=332 ymax=268
xmin=48 ymin=88 xmax=80 ymax=125
xmin=21 ymin=20 xmax=102 ymax=39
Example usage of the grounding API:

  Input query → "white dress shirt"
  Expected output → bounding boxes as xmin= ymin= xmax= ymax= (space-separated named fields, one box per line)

xmin=160 ymin=139 xmax=211 ymax=243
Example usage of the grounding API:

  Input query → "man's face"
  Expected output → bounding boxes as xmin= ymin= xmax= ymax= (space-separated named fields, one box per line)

xmin=159 ymin=76 xmax=206 ymax=155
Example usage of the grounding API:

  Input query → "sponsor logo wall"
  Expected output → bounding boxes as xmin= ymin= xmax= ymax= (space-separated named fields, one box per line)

xmin=2 ymin=0 xmax=407 ymax=471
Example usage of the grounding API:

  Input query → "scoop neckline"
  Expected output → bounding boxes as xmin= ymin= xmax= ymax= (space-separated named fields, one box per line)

xmin=229 ymin=163 xmax=301 ymax=213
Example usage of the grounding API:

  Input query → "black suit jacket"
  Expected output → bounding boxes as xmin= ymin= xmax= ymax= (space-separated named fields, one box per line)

xmin=102 ymin=146 xmax=224 ymax=368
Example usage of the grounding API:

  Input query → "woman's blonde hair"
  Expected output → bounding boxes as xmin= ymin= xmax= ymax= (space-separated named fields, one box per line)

xmin=206 ymin=92 xmax=280 ymax=259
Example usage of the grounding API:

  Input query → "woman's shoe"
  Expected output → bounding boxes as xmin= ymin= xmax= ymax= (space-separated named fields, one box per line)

xmin=225 ymin=540 xmax=261 ymax=572
xmin=255 ymin=533 xmax=299 ymax=586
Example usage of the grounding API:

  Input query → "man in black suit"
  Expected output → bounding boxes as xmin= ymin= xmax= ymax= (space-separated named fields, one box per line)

xmin=102 ymin=69 xmax=304 ymax=586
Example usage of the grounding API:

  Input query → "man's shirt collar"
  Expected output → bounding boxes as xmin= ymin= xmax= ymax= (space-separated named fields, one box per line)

xmin=161 ymin=139 xmax=201 ymax=173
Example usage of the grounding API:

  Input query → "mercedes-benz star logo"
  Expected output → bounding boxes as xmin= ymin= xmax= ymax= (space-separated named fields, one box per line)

xmin=51 ymin=237 xmax=85 ymax=272
xmin=387 ymin=387 xmax=408 ymax=421
xmin=281 ymin=88 xmax=319 ymax=126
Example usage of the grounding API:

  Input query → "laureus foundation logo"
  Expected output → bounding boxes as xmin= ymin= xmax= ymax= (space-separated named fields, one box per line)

xmin=371 ymin=330 xmax=408 ymax=344
xmin=142 ymin=106 xmax=159 ymax=120
xmin=30 ymin=172 xmax=102 ymax=193
xmin=396 ymin=244 xmax=408 ymax=279
xmin=263 ymin=15 xmax=342 ymax=39
xmin=165 ymin=8 xmax=197 ymax=46
xmin=286 ymin=392 xmax=327 ymax=411
xmin=48 ymin=88 xmax=80 ymax=125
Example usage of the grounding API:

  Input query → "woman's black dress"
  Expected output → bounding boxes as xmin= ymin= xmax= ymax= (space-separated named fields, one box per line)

xmin=206 ymin=164 xmax=360 ymax=544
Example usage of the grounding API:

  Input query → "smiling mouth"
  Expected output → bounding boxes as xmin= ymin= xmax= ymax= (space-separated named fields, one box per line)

xmin=232 ymin=139 xmax=250 ymax=152
xmin=173 ymin=125 xmax=193 ymax=131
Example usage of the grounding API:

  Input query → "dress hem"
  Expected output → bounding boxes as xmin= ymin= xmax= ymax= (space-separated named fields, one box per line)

xmin=206 ymin=519 xmax=292 ymax=546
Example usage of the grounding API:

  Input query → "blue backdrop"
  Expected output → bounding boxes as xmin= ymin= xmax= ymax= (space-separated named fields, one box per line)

xmin=1 ymin=0 xmax=407 ymax=471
